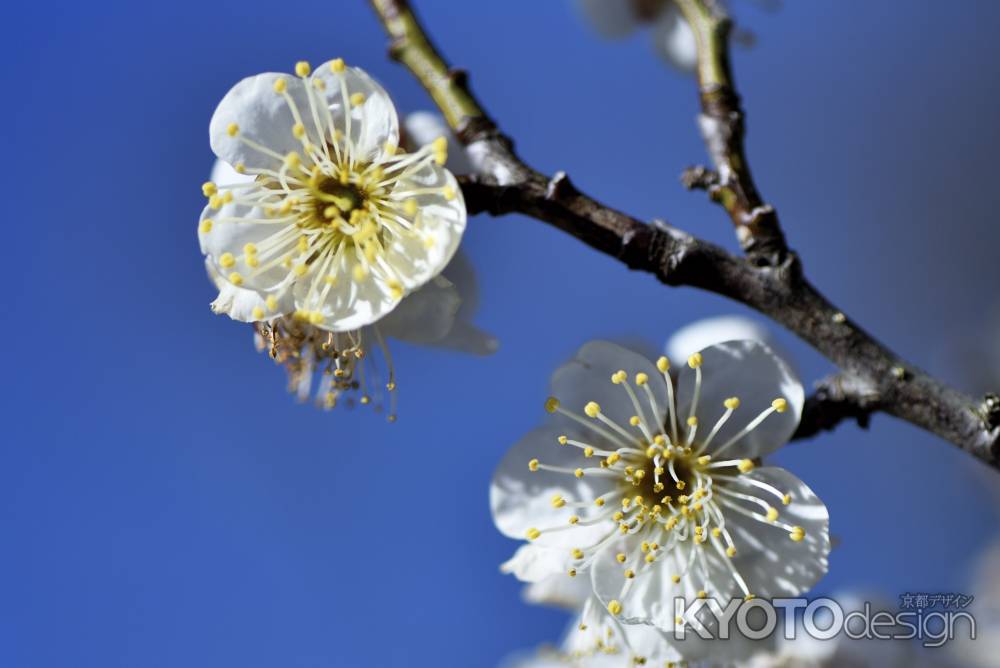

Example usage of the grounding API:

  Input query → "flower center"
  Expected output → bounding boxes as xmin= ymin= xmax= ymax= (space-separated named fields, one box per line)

xmin=310 ymin=176 xmax=365 ymax=225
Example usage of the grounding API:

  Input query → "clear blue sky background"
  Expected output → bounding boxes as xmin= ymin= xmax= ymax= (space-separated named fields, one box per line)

xmin=4 ymin=1 xmax=1000 ymax=666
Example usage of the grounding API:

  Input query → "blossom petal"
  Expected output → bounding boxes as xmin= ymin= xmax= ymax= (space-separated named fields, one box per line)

xmin=210 ymin=72 xmax=321 ymax=171
xmin=291 ymin=253 xmax=401 ymax=332
xmin=384 ymin=160 xmax=466 ymax=291
xmin=376 ymin=275 xmax=460 ymax=344
xmin=725 ymin=467 xmax=830 ymax=598
xmin=550 ymin=341 xmax=669 ymax=437
xmin=677 ymin=340 xmax=803 ymax=460
xmin=665 ymin=316 xmax=772 ymax=364
xmin=205 ymin=260 xmax=293 ymax=322
xmin=491 ymin=424 xmax=618 ymax=550
xmin=310 ymin=61 xmax=398 ymax=163
xmin=403 ymin=111 xmax=472 ymax=174
xmin=210 ymin=158 xmax=256 ymax=186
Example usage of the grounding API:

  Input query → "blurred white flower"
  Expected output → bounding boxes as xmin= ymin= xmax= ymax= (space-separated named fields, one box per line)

xmin=491 ymin=340 xmax=829 ymax=635
xmin=199 ymin=58 xmax=465 ymax=332
xmin=576 ymin=0 xmax=697 ymax=72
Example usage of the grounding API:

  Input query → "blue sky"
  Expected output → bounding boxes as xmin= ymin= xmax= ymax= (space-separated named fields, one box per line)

xmin=4 ymin=1 xmax=1000 ymax=666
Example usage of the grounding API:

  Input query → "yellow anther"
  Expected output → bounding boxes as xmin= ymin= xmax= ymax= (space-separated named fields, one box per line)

xmin=246 ymin=256 xmax=259 ymax=268
xmin=583 ymin=447 xmax=594 ymax=458
xmin=557 ymin=435 xmax=568 ymax=445
xmin=201 ymin=181 xmax=217 ymax=197
xmin=526 ymin=528 xmax=541 ymax=540
xmin=645 ymin=446 xmax=659 ymax=459
xmin=766 ymin=507 xmax=779 ymax=522
xmin=208 ymin=195 xmax=222 ymax=209
xmin=292 ymin=123 xmax=306 ymax=139
xmin=221 ymin=191 xmax=233 ymax=205
xmin=607 ymin=600 xmax=622 ymax=616
xmin=645 ymin=553 xmax=656 ymax=564
xmin=789 ymin=526 xmax=806 ymax=542
xmin=678 ymin=495 xmax=689 ymax=505
xmin=284 ymin=151 xmax=301 ymax=168
xmin=273 ymin=77 xmax=287 ymax=94
xmin=697 ymin=455 xmax=711 ymax=465
xmin=442 ymin=185 xmax=456 ymax=201
xmin=352 ymin=264 xmax=368 ymax=282
xmin=294 ymin=60 xmax=311 ymax=77
xmin=225 ymin=122 xmax=239 ymax=137
xmin=219 ymin=252 xmax=236 ymax=268
xmin=594 ymin=497 xmax=606 ymax=507
xmin=724 ymin=396 xmax=741 ymax=410
xmin=737 ymin=459 xmax=755 ymax=474
xmin=330 ymin=58 xmax=346 ymax=73
xmin=544 ymin=397 xmax=560 ymax=413
xmin=402 ymin=199 xmax=418 ymax=216
xmin=568 ymin=515 xmax=580 ymax=525
xmin=675 ymin=481 xmax=686 ymax=491
xmin=250 ymin=306 xmax=265 ymax=320
xmin=616 ymin=553 xmax=626 ymax=563
xmin=665 ymin=517 xmax=677 ymax=530
xmin=551 ymin=495 xmax=566 ymax=508
xmin=697 ymin=590 xmax=708 ymax=599
xmin=687 ymin=352 xmax=703 ymax=369
xmin=309 ymin=311 xmax=324 ymax=325
xmin=633 ymin=495 xmax=644 ymax=506
xmin=349 ymin=92 xmax=366 ymax=107
xmin=772 ymin=397 xmax=789 ymax=413
xmin=572 ymin=548 xmax=584 ymax=559
xmin=640 ymin=542 xmax=650 ymax=553
xmin=629 ymin=416 xmax=641 ymax=427
xmin=726 ymin=546 xmax=737 ymax=558
xmin=265 ymin=295 xmax=278 ymax=312
xmin=656 ymin=356 xmax=670 ymax=372
xmin=242 ymin=243 xmax=257 ymax=255
xmin=671 ymin=575 xmax=681 ymax=584
xmin=653 ymin=435 xmax=666 ymax=446
xmin=711 ymin=527 xmax=721 ymax=538
xmin=686 ymin=416 xmax=698 ymax=427
xmin=624 ymin=569 xmax=635 ymax=579
xmin=199 ymin=219 xmax=213 ymax=234
xmin=528 ymin=459 xmax=539 ymax=472
xmin=234 ymin=162 xmax=246 ymax=173
xmin=634 ymin=469 xmax=646 ymax=480
xmin=383 ymin=141 xmax=398 ymax=155
xmin=388 ymin=280 xmax=404 ymax=300
xmin=228 ymin=272 xmax=244 ymax=286
xmin=782 ymin=494 xmax=792 ymax=506
xmin=606 ymin=453 xmax=620 ymax=465
xmin=745 ymin=594 xmax=756 ymax=601
xmin=574 ymin=468 xmax=584 ymax=478
xmin=567 ymin=568 xmax=577 ymax=577
xmin=293 ymin=263 xmax=308 ymax=277
xmin=584 ymin=402 xmax=601 ymax=418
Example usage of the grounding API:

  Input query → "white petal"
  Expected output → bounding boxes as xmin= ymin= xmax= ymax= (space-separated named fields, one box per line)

xmin=491 ymin=424 xmax=618 ymax=549
xmin=198 ymin=202 xmax=296 ymax=293
xmin=652 ymin=3 xmax=698 ymax=73
xmin=724 ymin=467 xmax=830 ymax=598
xmin=292 ymin=255 xmax=401 ymax=332
xmin=665 ymin=316 xmax=773 ymax=364
xmin=210 ymin=158 xmax=256 ymax=186
xmin=501 ymin=545 xmax=592 ymax=610
xmin=385 ymin=160 xmax=467 ymax=290
xmin=562 ymin=598 xmax=683 ymax=665
xmin=205 ymin=260 xmax=293 ymax=322
xmin=575 ymin=0 xmax=640 ymax=38
xmin=210 ymin=72 xmax=321 ymax=171
xmin=550 ymin=341 xmax=669 ymax=436
xmin=376 ymin=275 xmax=460 ymax=344
xmin=403 ymin=111 xmax=473 ymax=174
xmin=310 ymin=62 xmax=399 ymax=163
xmin=677 ymin=340 xmax=803 ymax=460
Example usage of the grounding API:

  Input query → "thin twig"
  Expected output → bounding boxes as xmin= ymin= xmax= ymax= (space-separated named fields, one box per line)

xmin=368 ymin=0 xmax=1000 ymax=469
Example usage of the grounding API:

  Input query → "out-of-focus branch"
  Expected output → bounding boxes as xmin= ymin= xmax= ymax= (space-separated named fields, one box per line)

xmin=675 ymin=0 xmax=787 ymax=266
xmin=368 ymin=0 xmax=1000 ymax=470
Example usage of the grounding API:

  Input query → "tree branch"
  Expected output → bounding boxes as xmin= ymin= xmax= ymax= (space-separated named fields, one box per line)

xmin=368 ymin=0 xmax=1000 ymax=470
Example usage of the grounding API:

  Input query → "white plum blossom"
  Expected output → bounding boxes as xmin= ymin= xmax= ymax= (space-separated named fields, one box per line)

xmin=575 ymin=0 xmax=697 ymax=73
xmin=199 ymin=59 xmax=465 ymax=332
xmin=491 ymin=340 xmax=830 ymax=635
